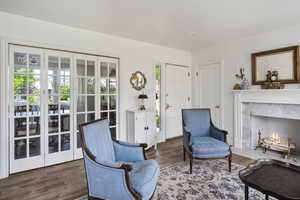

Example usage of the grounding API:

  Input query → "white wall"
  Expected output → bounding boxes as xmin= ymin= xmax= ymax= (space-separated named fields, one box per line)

xmin=192 ymin=24 xmax=300 ymax=144
xmin=0 ymin=11 xmax=191 ymax=141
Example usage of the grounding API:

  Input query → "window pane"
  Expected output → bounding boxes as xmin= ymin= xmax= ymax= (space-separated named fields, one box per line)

xmin=14 ymin=96 xmax=27 ymax=116
xmin=109 ymin=112 xmax=116 ymax=126
xmin=48 ymin=75 xmax=59 ymax=95
xmin=109 ymin=63 xmax=116 ymax=78
xmin=15 ymin=139 xmax=27 ymax=159
xmin=29 ymin=117 xmax=40 ymax=136
xmin=61 ymin=115 xmax=70 ymax=132
xmin=15 ymin=118 xmax=27 ymax=137
xmin=48 ymin=56 xmax=59 ymax=75
xmin=78 ymin=78 xmax=86 ymax=94
xmin=14 ymin=74 xmax=27 ymax=95
xmin=49 ymin=135 xmax=59 ymax=153
xmin=87 ymin=96 xmax=95 ymax=111
xmin=109 ymin=79 xmax=117 ymax=94
xmin=109 ymin=96 xmax=116 ymax=110
xmin=28 ymin=75 xmax=40 ymax=94
xmin=77 ymin=59 xmax=85 ymax=76
xmin=60 ymin=99 xmax=70 ymax=114
xmin=110 ymin=127 xmax=116 ymax=140
xmin=60 ymin=76 xmax=70 ymax=95
xmin=29 ymin=137 xmax=40 ymax=157
xmin=87 ymin=78 xmax=95 ymax=94
xmin=87 ymin=61 xmax=95 ymax=76
xmin=61 ymin=57 xmax=70 ymax=76
xmin=100 ymin=78 xmax=108 ymax=94
xmin=101 ymin=112 xmax=108 ymax=120
xmin=29 ymin=54 xmax=41 ymax=74
xmin=61 ymin=134 xmax=70 ymax=151
xmin=48 ymin=115 xmax=59 ymax=133
xmin=77 ymin=96 xmax=85 ymax=112
xmin=14 ymin=52 xmax=27 ymax=73
xmin=100 ymin=96 xmax=108 ymax=110
xmin=100 ymin=62 xmax=108 ymax=77
xmin=48 ymin=96 xmax=59 ymax=114
xmin=77 ymin=133 xmax=81 ymax=148
xmin=87 ymin=113 xmax=95 ymax=122
xmin=77 ymin=114 xmax=85 ymax=130
xmin=28 ymin=96 xmax=40 ymax=116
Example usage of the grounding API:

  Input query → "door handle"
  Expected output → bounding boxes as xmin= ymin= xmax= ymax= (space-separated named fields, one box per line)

xmin=215 ymin=105 xmax=220 ymax=109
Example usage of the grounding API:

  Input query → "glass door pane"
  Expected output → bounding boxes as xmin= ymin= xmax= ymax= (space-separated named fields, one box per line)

xmin=45 ymin=52 xmax=73 ymax=166
xmin=74 ymin=56 xmax=97 ymax=159
xmin=10 ymin=46 xmax=44 ymax=173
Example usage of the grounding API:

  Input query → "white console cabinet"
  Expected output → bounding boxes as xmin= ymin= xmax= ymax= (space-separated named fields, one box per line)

xmin=126 ymin=110 xmax=157 ymax=149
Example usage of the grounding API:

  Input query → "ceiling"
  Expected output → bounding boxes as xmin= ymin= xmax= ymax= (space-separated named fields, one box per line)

xmin=1 ymin=0 xmax=300 ymax=51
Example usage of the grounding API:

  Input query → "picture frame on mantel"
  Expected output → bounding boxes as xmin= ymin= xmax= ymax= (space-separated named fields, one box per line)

xmin=251 ymin=46 xmax=300 ymax=85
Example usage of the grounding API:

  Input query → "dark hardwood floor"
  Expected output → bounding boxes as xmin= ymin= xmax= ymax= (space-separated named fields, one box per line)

xmin=0 ymin=137 xmax=253 ymax=200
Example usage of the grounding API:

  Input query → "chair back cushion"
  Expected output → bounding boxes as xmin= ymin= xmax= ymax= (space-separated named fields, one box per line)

xmin=81 ymin=119 xmax=115 ymax=162
xmin=182 ymin=109 xmax=211 ymax=137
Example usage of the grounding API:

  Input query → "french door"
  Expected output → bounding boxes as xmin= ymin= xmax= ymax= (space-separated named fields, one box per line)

xmin=9 ymin=45 xmax=119 ymax=173
xmin=10 ymin=46 xmax=45 ymax=173
xmin=74 ymin=55 xmax=98 ymax=159
xmin=44 ymin=51 xmax=74 ymax=166
xmin=73 ymin=56 xmax=119 ymax=159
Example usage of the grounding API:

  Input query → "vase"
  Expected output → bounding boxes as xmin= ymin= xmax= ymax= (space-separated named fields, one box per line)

xmin=241 ymin=79 xmax=250 ymax=90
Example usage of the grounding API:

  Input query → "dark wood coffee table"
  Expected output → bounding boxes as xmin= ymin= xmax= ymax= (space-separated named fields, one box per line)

xmin=239 ymin=159 xmax=300 ymax=200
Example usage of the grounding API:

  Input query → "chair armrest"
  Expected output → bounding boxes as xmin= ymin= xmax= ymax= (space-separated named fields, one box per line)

xmin=95 ymin=158 xmax=133 ymax=171
xmin=113 ymin=141 xmax=146 ymax=162
xmin=183 ymin=127 xmax=192 ymax=153
xmin=210 ymin=123 xmax=228 ymax=143
xmin=83 ymin=154 xmax=141 ymax=200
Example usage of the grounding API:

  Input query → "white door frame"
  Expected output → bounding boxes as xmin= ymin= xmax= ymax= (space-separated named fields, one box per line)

xmin=198 ymin=61 xmax=224 ymax=129
xmin=161 ymin=63 xmax=192 ymax=142
xmin=0 ymin=38 xmax=9 ymax=179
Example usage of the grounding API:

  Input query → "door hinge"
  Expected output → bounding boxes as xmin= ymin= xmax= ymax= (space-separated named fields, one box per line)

xmin=196 ymin=72 xmax=199 ymax=76
xmin=188 ymin=97 xmax=191 ymax=102
xmin=188 ymin=72 xmax=190 ymax=77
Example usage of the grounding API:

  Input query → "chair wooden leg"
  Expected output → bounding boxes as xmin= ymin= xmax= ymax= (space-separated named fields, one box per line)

xmin=228 ymin=155 xmax=232 ymax=172
xmin=189 ymin=155 xmax=193 ymax=174
xmin=183 ymin=147 xmax=186 ymax=161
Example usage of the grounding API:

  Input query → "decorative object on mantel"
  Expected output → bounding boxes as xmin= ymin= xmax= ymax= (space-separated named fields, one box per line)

xmin=138 ymin=93 xmax=148 ymax=110
xmin=233 ymin=83 xmax=241 ymax=90
xmin=261 ymin=70 xmax=285 ymax=89
xmin=234 ymin=67 xmax=250 ymax=90
xmin=130 ymin=71 xmax=147 ymax=90
xmin=252 ymin=45 xmax=300 ymax=85
xmin=256 ymin=130 xmax=296 ymax=158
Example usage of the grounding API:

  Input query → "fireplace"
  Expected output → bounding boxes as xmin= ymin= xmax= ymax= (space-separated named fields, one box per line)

xmin=233 ymin=89 xmax=300 ymax=164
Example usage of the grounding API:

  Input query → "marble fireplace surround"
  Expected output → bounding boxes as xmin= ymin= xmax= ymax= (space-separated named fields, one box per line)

xmin=233 ymin=89 xmax=300 ymax=150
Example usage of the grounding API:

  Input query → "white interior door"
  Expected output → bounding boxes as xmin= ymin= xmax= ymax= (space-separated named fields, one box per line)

xmin=9 ymin=45 xmax=45 ymax=173
xmin=197 ymin=63 xmax=221 ymax=127
xmin=165 ymin=64 xmax=191 ymax=139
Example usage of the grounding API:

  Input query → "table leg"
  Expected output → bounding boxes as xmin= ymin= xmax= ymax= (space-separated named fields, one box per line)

xmin=265 ymin=194 xmax=269 ymax=200
xmin=245 ymin=185 xmax=249 ymax=200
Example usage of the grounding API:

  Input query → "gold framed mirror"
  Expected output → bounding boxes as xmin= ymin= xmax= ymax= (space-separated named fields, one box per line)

xmin=130 ymin=71 xmax=147 ymax=91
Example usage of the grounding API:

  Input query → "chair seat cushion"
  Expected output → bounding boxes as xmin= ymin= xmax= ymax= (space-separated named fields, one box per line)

xmin=129 ymin=160 xmax=160 ymax=200
xmin=191 ymin=136 xmax=230 ymax=158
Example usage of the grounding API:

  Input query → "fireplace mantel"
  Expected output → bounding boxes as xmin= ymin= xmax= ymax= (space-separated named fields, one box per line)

xmin=233 ymin=89 xmax=300 ymax=149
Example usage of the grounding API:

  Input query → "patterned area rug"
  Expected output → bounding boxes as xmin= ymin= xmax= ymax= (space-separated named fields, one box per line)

xmin=77 ymin=160 xmax=272 ymax=200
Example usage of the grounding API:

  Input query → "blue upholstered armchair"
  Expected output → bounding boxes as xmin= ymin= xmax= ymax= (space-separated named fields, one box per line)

xmin=80 ymin=119 xmax=160 ymax=200
xmin=182 ymin=108 xmax=231 ymax=174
